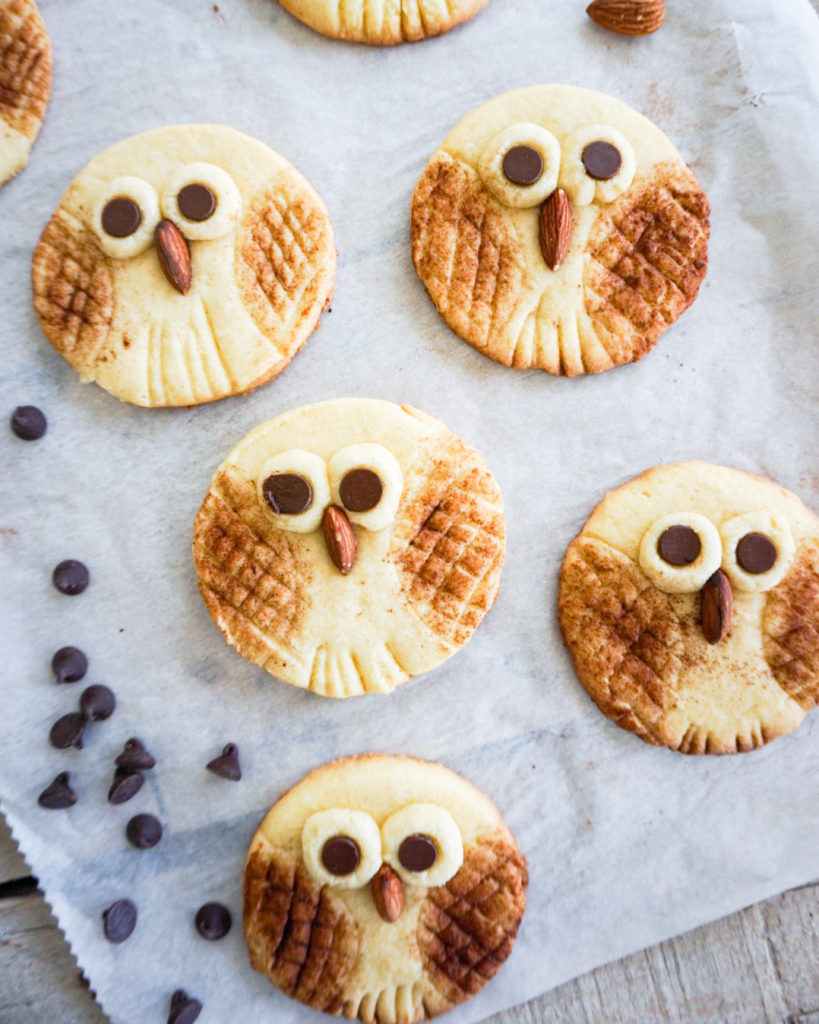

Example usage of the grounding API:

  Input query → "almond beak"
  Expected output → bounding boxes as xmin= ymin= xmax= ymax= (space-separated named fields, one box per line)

xmin=539 ymin=188 xmax=572 ymax=271
xmin=322 ymin=505 xmax=356 ymax=575
xmin=700 ymin=569 xmax=733 ymax=644
xmin=155 ymin=219 xmax=192 ymax=295
xmin=371 ymin=864 xmax=404 ymax=923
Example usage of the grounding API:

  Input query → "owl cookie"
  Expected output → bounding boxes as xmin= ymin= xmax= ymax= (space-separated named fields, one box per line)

xmin=0 ymin=0 xmax=52 ymax=185
xmin=274 ymin=0 xmax=489 ymax=45
xmin=193 ymin=398 xmax=505 ymax=697
xmin=32 ymin=124 xmax=335 ymax=407
xmin=244 ymin=754 xmax=527 ymax=1021
xmin=558 ymin=462 xmax=819 ymax=754
xmin=411 ymin=85 xmax=709 ymax=376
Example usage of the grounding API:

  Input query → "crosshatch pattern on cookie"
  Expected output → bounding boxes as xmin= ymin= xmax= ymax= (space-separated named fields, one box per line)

xmin=0 ymin=0 xmax=51 ymax=136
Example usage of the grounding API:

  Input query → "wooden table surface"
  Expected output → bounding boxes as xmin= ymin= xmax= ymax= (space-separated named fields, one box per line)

xmin=1 ymin=810 xmax=818 ymax=1024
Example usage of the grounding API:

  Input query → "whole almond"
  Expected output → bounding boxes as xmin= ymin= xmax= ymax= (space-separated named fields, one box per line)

xmin=371 ymin=864 xmax=403 ymax=923
xmin=586 ymin=0 xmax=665 ymax=36
xmin=155 ymin=219 xmax=192 ymax=295
xmin=539 ymin=189 xmax=572 ymax=271
xmin=322 ymin=505 xmax=356 ymax=575
xmin=701 ymin=569 xmax=733 ymax=645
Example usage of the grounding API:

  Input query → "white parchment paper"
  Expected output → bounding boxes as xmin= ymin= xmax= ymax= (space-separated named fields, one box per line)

xmin=3 ymin=0 xmax=819 ymax=1021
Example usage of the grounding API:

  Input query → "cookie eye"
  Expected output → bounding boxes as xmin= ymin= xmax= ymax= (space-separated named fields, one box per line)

xmin=381 ymin=803 xmax=463 ymax=887
xmin=328 ymin=444 xmax=403 ymax=531
xmin=161 ymin=162 xmax=242 ymax=241
xmin=639 ymin=513 xmax=722 ymax=593
xmin=478 ymin=123 xmax=561 ymax=209
xmin=93 ymin=176 xmax=160 ymax=258
xmin=257 ymin=450 xmax=330 ymax=533
xmin=720 ymin=512 xmax=795 ymax=593
xmin=301 ymin=809 xmax=381 ymax=889
xmin=559 ymin=125 xmax=636 ymax=206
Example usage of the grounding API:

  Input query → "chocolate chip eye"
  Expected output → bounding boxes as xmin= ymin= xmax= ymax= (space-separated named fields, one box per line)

xmin=502 ymin=145 xmax=544 ymax=186
xmin=657 ymin=525 xmax=702 ymax=566
xmin=321 ymin=836 xmax=361 ymax=876
xmin=581 ymin=140 xmax=622 ymax=181
xmin=398 ymin=834 xmax=438 ymax=872
xmin=101 ymin=197 xmax=142 ymax=238
xmin=262 ymin=472 xmax=313 ymax=515
xmin=736 ymin=532 xmax=777 ymax=574
xmin=339 ymin=468 xmax=383 ymax=513
xmin=178 ymin=183 xmax=217 ymax=222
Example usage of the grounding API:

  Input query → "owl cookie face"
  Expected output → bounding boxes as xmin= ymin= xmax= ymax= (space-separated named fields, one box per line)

xmin=411 ymin=85 xmax=710 ymax=377
xmin=558 ymin=462 xmax=819 ymax=754
xmin=243 ymin=755 xmax=527 ymax=1022
xmin=274 ymin=0 xmax=489 ymax=45
xmin=0 ymin=0 xmax=52 ymax=185
xmin=32 ymin=124 xmax=335 ymax=407
xmin=193 ymin=398 xmax=505 ymax=697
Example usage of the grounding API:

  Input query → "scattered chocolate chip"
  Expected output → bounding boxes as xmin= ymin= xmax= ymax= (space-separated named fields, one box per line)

xmin=125 ymin=813 xmax=162 ymax=850
xmin=51 ymin=646 xmax=88 ymax=684
xmin=167 ymin=989 xmax=203 ymax=1024
xmin=102 ymin=196 xmax=142 ymax=238
xmin=657 ymin=525 xmax=701 ymax=566
xmin=178 ymin=183 xmax=216 ymax=222
xmin=49 ymin=712 xmax=86 ymax=750
xmin=339 ymin=468 xmax=383 ymax=513
xmin=102 ymin=899 xmax=137 ymax=943
xmin=206 ymin=742 xmax=241 ymax=781
xmin=502 ymin=144 xmax=544 ymax=186
xmin=80 ymin=684 xmax=116 ymax=722
xmin=108 ymin=767 xmax=144 ymax=805
xmin=38 ymin=771 xmax=77 ymax=809
xmin=582 ymin=140 xmax=622 ymax=181
xmin=52 ymin=560 xmax=90 ymax=596
xmin=398 ymin=834 xmax=438 ymax=872
xmin=115 ymin=737 xmax=155 ymax=770
xmin=262 ymin=473 xmax=312 ymax=515
xmin=195 ymin=901 xmax=232 ymax=940
xmin=321 ymin=836 xmax=360 ymax=875
xmin=736 ymin=532 xmax=777 ymax=574
xmin=10 ymin=405 xmax=47 ymax=440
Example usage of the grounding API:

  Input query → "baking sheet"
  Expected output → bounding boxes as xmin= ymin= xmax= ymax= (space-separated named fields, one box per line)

xmin=3 ymin=0 xmax=819 ymax=1021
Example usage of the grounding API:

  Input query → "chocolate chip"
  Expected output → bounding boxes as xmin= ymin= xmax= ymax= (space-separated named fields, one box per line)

xmin=115 ymin=737 xmax=156 ymax=770
xmin=52 ymin=560 xmax=89 ymax=596
xmin=167 ymin=989 xmax=203 ymax=1024
xmin=49 ymin=712 xmax=86 ymax=750
xmin=262 ymin=473 xmax=312 ymax=515
xmin=80 ymin=684 xmax=116 ymax=722
xmin=582 ymin=140 xmax=622 ymax=181
xmin=10 ymin=405 xmax=47 ymax=440
xmin=108 ymin=767 xmax=144 ymax=805
xmin=38 ymin=772 xmax=77 ymax=809
xmin=398 ymin=834 xmax=438 ymax=872
xmin=102 ymin=899 xmax=137 ymax=943
xmin=502 ymin=144 xmax=544 ymax=186
xmin=125 ymin=813 xmax=162 ymax=849
xmin=321 ymin=836 xmax=360 ymax=875
xmin=736 ymin=532 xmax=777 ymax=574
xmin=206 ymin=742 xmax=241 ymax=780
xmin=657 ymin=525 xmax=701 ymax=566
xmin=51 ymin=646 xmax=88 ymax=684
xmin=195 ymin=901 xmax=232 ymax=940
xmin=101 ymin=197 xmax=142 ymax=238
xmin=178 ymin=183 xmax=216 ymax=222
xmin=339 ymin=468 xmax=383 ymax=513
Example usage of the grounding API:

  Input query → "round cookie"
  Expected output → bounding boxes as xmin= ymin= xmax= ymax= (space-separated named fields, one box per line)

xmin=193 ymin=398 xmax=505 ymax=698
xmin=558 ymin=462 xmax=819 ymax=754
xmin=0 ymin=0 xmax=52 ymax=186
xmin=274 ymin=0 xmax=489 ymax=45
xmin=243 ymin=754 xmax=527 ymax=1021
xmin=32 ymin=124 xmax=335 ymax=407
xmin=411 ymin=85 xmax=710 ymax=377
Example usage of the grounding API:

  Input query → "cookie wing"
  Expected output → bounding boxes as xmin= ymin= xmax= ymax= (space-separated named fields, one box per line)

xmin=0 ymin=0 xmax=52 ymax=181
xmin=763 ymin=538 xmax=819 ymax=709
